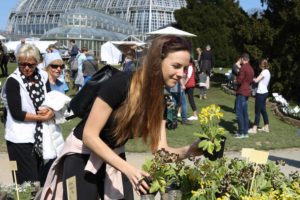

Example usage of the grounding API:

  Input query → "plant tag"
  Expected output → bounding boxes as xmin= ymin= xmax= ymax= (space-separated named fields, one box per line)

xmin=241 ymin=148 xmax=254 ymax=159
xmin=10 ymin=161 xmax=18 ymax=171
xmin=249 ymin=150 xmax=269 ymax=164
xmin=66 ymin=176 xmax=77 ymax=200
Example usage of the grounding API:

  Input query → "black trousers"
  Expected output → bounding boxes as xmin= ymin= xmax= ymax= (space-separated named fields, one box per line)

xmin=185 ymin=87 xmax=197 ymax=112
xmin=62 ymin=153 xmax=133 ymax=200
xmin=6 ymin=141 xmax=42 ymax=184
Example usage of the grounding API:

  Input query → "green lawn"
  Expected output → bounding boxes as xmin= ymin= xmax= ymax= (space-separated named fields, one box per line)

xmin=1 ymin=64 xmax=300 ymax=152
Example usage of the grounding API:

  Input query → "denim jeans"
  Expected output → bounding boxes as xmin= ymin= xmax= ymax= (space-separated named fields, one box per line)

xmin=236 ymin=95 xmax=249 ymax=135
xmin=254 ymin=93 xmax=269 ymax=126
xmin=170 ymin=91 xmax=188 ymax=122
xmin=180 ymin=91 xmax=188 ymax=121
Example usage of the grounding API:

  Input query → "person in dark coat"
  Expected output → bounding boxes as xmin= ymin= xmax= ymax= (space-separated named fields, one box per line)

xmin=200 ymin=45 xmax=215 ymax=76
xmin=0 ymin=41 xmax=9 ymax=77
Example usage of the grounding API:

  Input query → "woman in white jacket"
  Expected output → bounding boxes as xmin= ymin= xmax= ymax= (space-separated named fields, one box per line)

xmin=1 ymin=43 xmax=54 ymax=184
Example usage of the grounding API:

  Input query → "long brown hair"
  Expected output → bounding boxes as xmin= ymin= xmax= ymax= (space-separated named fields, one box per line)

xmin=113 ymin=35 xmax=191 ymax=150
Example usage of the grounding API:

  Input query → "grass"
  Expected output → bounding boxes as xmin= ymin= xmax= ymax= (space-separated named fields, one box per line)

xmin=1 ymin=65 xmax=300 ymax=152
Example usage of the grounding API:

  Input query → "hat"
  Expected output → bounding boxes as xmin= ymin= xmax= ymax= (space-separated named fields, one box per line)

xmin=44 ymin=52 xmax=62 ymax=67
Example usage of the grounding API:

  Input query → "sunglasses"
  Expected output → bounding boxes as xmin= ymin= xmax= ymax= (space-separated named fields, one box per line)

xmin=19 ymin=63 xmax=37 ymax=68
xmin=50 ymin=64 xmax=65 ymax=69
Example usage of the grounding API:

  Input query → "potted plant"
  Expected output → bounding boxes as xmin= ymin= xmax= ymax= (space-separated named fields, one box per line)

xmin=194 ymin=104 xmax=226 ymax=160
xmin=142 ymin=148 xmax=186 ymax=200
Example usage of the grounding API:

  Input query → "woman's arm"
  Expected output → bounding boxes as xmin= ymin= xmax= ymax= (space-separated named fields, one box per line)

xmin=253 ymin=73 xmax=264 ymax=83
xmin=157 ymin=120 xmax=202 ymax=160
xmin=82 ymin=97 xmax=149 ymax=194
xmin=184 ymin=65 xmax=193 ymax=85
xmin=6 ymin=78 xmax=54 ymax=122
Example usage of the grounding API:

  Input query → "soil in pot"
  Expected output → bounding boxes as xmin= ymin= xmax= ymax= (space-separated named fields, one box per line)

xmin=203 ymin=136 xmax=226 ymax=161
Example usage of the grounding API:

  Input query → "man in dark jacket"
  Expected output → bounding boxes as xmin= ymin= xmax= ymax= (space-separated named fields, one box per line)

xmin=234 ymin=53 xmax=254 ymax=138
xmin=0 ymin=41 xmax=8 ymax=77
xmin=200 ymin=45 xmax=215 ymax=76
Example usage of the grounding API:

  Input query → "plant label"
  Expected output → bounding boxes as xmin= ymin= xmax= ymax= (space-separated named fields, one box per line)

xmin=66 ymin=176 xmax=77 ymax=200
xmin=249 ymin=150 xmax=269 ymax=164
xmin=10 ymin=161 xmax=18 ymax=171
xmin=241 ymin=148 xmax=254 ymax=159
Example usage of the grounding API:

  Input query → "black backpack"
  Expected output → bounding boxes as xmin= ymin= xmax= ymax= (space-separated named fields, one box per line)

xmin=68 ymin=65 xmax=120 ymax=119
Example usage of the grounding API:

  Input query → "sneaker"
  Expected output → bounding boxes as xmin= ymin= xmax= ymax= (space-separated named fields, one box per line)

xmin=181 ymin=121 xmax=192 ymax=125
xmin=234 ymin=134 xmax=249 ymax=138
xmin=248 ymin=128 xmax=257 ymax=134
xmin=203 ymin=95 xmax=207 ymax=100
xmin=177 ymin=113 xmax=181 ymax=118
xmin=233 ymin=134 xmax=244 ymax=138
xmin=258 ymin=127 xmax=269 ymax=133
xmin=187 ymin=116 xmax=198 ymax=121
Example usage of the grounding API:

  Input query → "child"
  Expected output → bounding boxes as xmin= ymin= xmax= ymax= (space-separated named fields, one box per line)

xmin=198 ymin=70 xmax=207 ymax=99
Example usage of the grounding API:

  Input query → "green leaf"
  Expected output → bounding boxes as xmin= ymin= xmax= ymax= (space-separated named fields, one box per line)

xmin=198 ymin=140 xmax=209 ymax=150
xmin=207 ymin=141 xmax=215 ymax=155
xmin=194 ymin=132 xmax=210 ymax=140
xmin=149 ymin=180 xmax=160 ymax=193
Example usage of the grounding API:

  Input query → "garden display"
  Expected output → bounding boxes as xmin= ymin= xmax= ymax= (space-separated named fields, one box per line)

xmin=142 ymin=149 xmax=300 ymax=200
xmin=141 ymin=104 xmax=300 ymax=199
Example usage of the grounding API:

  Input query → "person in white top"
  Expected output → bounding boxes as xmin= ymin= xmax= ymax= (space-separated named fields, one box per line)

xmin=248 ymin=59 xmax=271 ymax=134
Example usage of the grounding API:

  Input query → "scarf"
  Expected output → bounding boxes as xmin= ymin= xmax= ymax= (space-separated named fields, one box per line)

xmin=20 ymin=68 xmax=45 ymax=157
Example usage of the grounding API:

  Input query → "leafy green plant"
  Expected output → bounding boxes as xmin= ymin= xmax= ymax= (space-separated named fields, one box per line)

xmin=194 ymin=104 xmax=226 ymax=156
xmin=0 ymin=182 xmax=36 ymax=200
xmin=142 ymin=148 xmax=186 ymax=194
xmin=186 ymin=157 xmax=300 ymax=200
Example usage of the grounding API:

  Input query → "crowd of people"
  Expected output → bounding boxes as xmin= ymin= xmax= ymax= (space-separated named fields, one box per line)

xmin=0 ymin=35 xmax=271 ymax=199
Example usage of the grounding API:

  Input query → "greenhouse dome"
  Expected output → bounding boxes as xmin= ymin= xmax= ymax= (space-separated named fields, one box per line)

xmin=40 ymin=7 xmax=137 ymax=56
xmin=7 ymin=0 xmax=186 ymax=37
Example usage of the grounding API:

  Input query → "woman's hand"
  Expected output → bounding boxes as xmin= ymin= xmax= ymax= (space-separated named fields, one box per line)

xmin=37 ymin=108 xmax=55 ymax=121
xmin=187 ymin=139 xmax=202 ymax=157
xmin=124 ymin=166 xmax=150 ymax=195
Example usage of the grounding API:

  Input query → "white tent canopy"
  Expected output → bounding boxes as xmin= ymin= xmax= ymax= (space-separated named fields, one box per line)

xmin=111 ymin=41 xmax=145 ymax=53
xmin=4 ymin=40 xmax=57 ymax=54
xmin=0 ymin=35 xmax=6 ymax=40
xmin=101 ymin=41 xmax=122 ymax=65
xmin=101 ymin=41 xmax=145 ymax=65
xmin=146 ymin=26 xmax=197 ymax=37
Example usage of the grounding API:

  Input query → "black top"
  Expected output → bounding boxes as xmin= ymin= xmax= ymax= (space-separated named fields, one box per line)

xmin=73 ymin=71 xmax=132 ymax=148
xmin=5 ymin=77 xmax=51 ymax=121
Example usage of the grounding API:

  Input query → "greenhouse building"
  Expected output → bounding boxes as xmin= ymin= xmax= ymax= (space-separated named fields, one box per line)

xmin=6 ymin=0 xmax=187 ymax=56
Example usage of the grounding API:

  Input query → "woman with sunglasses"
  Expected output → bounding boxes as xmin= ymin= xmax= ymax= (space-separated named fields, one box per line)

xmin=42 ymin=35 xmax=202 ymax=200
xmin=1 ymin=43 xmax=55 ymax=184
xmin=44 ymin=53 xmax=66 ymax=94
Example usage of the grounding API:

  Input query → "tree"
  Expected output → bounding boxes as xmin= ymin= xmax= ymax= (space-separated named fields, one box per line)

xmin=175 ymin=0 xmax=249 ymax=67
xmin=260 ymin=0 xmax=300 ymax=101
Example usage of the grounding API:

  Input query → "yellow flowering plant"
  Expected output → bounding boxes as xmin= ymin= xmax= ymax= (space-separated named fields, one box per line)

xmin=194 ymin=104 xmax=226 ymax=158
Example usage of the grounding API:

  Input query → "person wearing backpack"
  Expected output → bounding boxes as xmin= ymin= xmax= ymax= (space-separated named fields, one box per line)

xmin=41 ymin=35 xmax=202 ymax=200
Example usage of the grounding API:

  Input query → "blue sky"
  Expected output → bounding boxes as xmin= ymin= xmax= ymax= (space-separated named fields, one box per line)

xmin=0 ymin=0 xmax=265 ymax=31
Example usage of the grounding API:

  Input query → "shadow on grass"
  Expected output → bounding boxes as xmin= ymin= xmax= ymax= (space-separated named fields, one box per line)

xmin=219 ymin=104 xmax=235 ymax=113
xmin=220 ymin=118 xmax=237 ymax=135
xmin=269 ymin=155 xmax=300 ymax=169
